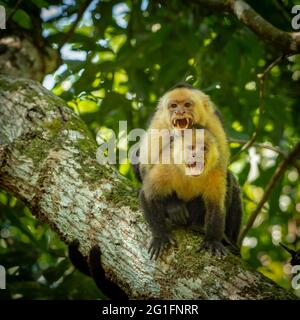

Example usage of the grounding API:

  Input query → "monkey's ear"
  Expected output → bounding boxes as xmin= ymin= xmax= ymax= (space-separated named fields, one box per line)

xmin=156 ymin=96 xmax=166 ymax=110
xmin=202 ymin=95 xmax=210 ymax=110
xmin=201 ymin=93 xmax=215 ymax=113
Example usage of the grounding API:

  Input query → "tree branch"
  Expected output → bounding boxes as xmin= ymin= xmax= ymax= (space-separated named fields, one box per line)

xmin=0 ymin=76 xmax=296 ymax=299
xmin=230 ymin=54 xmax=285 ymax=162
xmin=229 ymin=139 xmax=300 ymax=175
xmin=196 ymin=0 xmax=300 ymax=54
xmin=6 ymin=0 xmax=24 ymax=22
xmin=238 ymin=141 xmax=300 ymax=246
xmin=58 ymin=0 xmax=93 ymax=50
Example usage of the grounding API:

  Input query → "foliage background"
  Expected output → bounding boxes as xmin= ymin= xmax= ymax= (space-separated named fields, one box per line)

xmin=0 ymin=0 xmax=299 ymax=299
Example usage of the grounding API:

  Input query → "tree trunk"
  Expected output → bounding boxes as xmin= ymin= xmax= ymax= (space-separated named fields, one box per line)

xmin=0 ymin=76 xmax=296 ymax=299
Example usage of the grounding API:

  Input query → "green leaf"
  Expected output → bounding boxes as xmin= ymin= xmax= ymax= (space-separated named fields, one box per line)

xmin=30 ymin=0 xmax=49 ymax=8
xmin=12 ymin=9 xmax=32 ymax=29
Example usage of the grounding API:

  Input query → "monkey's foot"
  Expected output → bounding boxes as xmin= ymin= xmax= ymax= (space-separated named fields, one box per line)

xmin=222 ymin=237 xmax=240 ymax=256
xmin=148 ymin=234 xmax=176 ymax=260
xmin=198 ymin=240 xmax=228 ymax=257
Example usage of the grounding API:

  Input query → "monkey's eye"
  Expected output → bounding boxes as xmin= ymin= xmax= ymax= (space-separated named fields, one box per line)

xmin=170 ymin=103 xmax=177 ymax=108
xmin=185 ymin=102 xmax=191 ymax=108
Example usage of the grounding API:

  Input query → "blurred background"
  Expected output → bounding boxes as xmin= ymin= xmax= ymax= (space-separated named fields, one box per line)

xmin=0 ymin=0 xmax=299 ymax=299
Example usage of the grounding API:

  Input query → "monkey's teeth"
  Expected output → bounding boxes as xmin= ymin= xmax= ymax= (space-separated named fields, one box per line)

xmin=186 ymin=162 xmax=204 ymax=176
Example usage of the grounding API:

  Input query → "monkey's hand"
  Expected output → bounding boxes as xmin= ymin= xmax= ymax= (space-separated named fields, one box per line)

xmin=166 ymin=201 xmax=189 ymax=225
xmin=148 ymin=234 xmax=176 ymax=260
xmin=222 ymin=236 xmax=240 ymax=256
xmin=199 ymin=239 xmax=228 ymax=257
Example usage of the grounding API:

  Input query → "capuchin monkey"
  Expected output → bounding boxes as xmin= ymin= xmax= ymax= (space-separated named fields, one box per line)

xmin=133 ymin=83 xmax=243 ymax=259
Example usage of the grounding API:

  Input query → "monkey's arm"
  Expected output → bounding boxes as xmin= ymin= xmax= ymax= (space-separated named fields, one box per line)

xmin=131 ymin=146 xmax=143 ymax=182
xmin=202 ymin=200 xmax=227 ymax=256
xmin=132 ymin=162 xmax=142 ymax=182
xmin=140 ymin=190 xmax=175 ymax=260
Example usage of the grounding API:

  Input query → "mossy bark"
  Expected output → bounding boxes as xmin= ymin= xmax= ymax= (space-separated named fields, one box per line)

xmin=0 ymin=76 xmax=296 ymax=299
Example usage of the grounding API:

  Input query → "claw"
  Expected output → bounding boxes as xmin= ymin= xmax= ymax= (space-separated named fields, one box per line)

xmin=222 ymin=237 xmax=240 ymax=256
xmin=148 ymin=234 xmax=176 ymax=260
xmin=197 ymin=240 xmax=228 ymax=257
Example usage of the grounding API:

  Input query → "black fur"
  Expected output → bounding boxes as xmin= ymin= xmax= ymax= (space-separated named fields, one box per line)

xmin=225 ymin=172 xmax=242 ymax=243
xmin=136 ymin=165 xmax=242 ymax=259
xmin=68 ymin=240 xmax=128 ymax=300
xmin=131 ymin=147 xmax=142 ymax=182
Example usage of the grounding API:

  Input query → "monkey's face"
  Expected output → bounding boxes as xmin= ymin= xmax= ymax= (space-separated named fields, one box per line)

xmin=183 ymin=142 xmax=205 ymax=176
xmin=168 ymin=97 xmax=194 ymax=130
xmin=172 ymin=129 xmax=219 ymax=176
xmin=160 ymin=88 xmax=212 ymax=130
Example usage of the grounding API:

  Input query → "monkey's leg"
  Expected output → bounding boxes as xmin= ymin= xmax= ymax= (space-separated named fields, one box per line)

xmin=166 ymin=193 xmax=189 ymax=225
xmin=200 ymin=200 xmax=227 ymax=256
xmin=68 ymin=240 xmax=127 ymax=300
xmin=225 ymin=176 xmax=243 ymax=244
xmin=197 ymin=171 xmax=228 ymax=256
xmin=140 ymin=190 xmax=175 ymax=260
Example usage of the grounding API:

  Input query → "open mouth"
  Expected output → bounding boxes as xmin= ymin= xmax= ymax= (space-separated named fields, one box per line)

xmin=185 ymin=161 xmax=204 ymax=176
xmin=172 ymin=118 xmax=193 ymax=129
xmin=187 ymin=162 xmax=197 ymax=168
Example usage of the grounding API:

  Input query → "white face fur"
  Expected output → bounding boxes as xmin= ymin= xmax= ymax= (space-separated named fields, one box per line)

xmin=172 ymin=129 xmax=219 ymax=177
xmin=158 ymin=88 xmax=214 ymax=129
